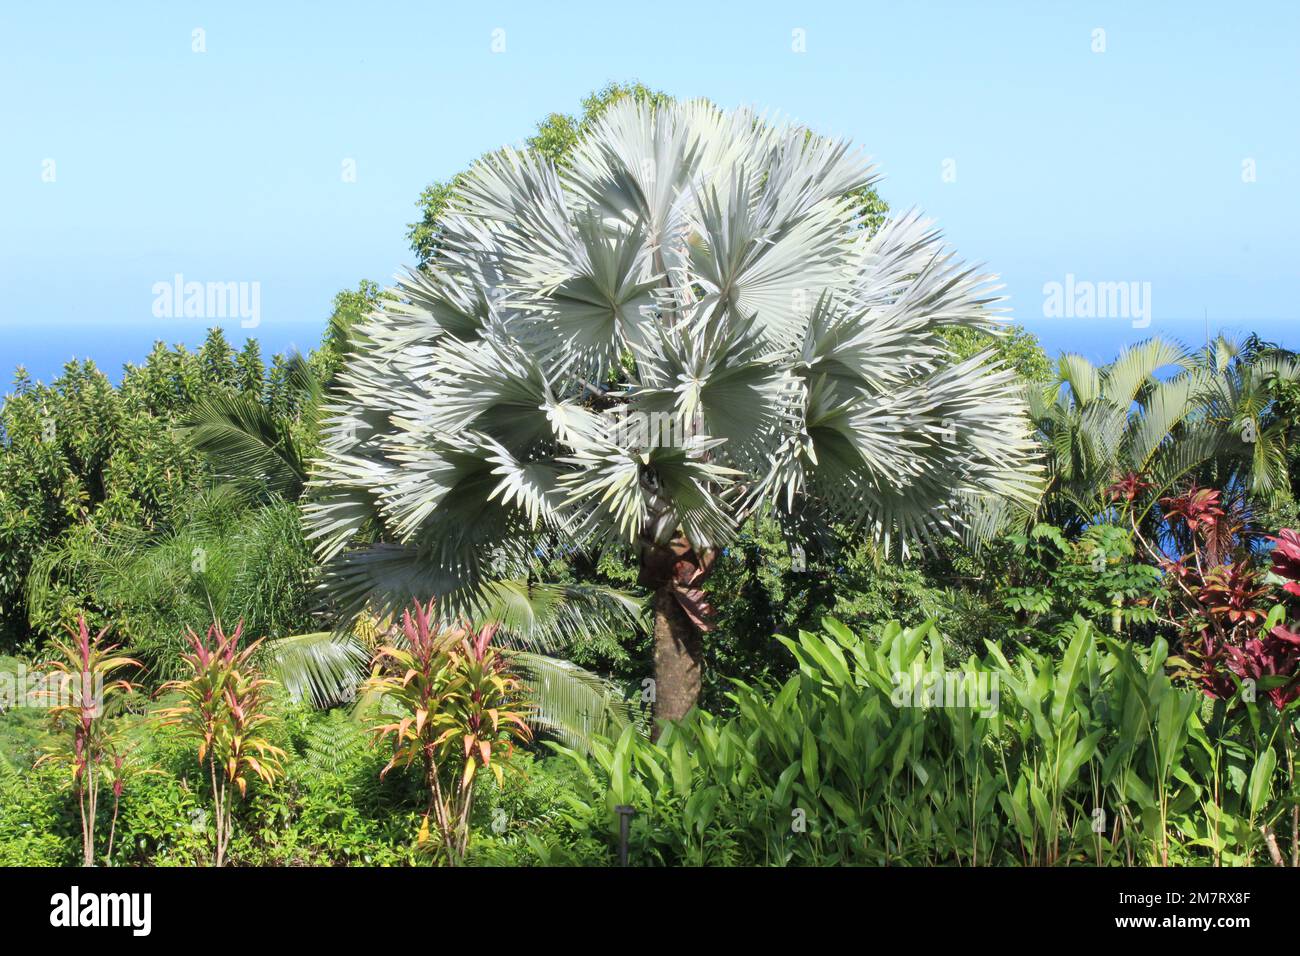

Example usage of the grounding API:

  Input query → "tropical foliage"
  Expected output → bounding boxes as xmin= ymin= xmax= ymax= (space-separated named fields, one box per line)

xmin=157 ymin=620 xmax=287 ymax=866
xmin=307 ymin=96 xmax=1040 ymax=724
xmin=555 ymin=615 xmax=1297 ymax=866
xmin=35 ymin=615 xmax=142 ymax=866
xmin=363 ymin=599 xmax=532 ymax=864
xmin=2 ymin=85 xmax=1300 ymax=869
xmin=1031 ymin=336 xmax=1300 ymax=531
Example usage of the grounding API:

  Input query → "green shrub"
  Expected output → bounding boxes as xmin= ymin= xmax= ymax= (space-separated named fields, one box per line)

xmin=0 ymin=761 xmax=76 ymax=866
xmin=554 ymin=616 xmax=1296 ymax=866
xmin=0 ymin=670 xmax=50 ymax=770
xmin=102 ymin=704 xmax=426 ymax=866
xmin=6 ymin=618 xmax=1292 ymax=867
xmin=466 ymin=754 xmax=614 ymax=866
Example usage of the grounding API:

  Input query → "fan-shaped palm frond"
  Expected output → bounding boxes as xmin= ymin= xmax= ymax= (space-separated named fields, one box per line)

xmin=469 ymin=579 xmax=642 ymax=651
xmin=510 ymin=651 xmax=636 ymax=751
xmin=304 ymin=98 xmax=1042 ymax=718
xmin=305 ymin=99 xmax=1040 ymax=600
xmin=265 ymin=577 xmax=641 ymax=752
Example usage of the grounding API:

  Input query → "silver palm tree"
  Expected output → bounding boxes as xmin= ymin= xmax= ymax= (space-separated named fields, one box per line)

xmin=305 ymin=99 xmax=1040 ymax=722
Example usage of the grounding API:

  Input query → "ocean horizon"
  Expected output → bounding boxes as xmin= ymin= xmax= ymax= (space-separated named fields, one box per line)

xmin=3 ymin=314 xmax=1296 ymax=389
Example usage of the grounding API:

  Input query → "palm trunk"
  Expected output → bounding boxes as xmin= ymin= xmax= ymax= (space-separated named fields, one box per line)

xmin=651 ymin=585 xmax=702 ymax=729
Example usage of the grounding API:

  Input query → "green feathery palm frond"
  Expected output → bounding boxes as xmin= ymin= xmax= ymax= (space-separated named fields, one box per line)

xmin=1033 ymin=333 xmax=1299 ymax=526
xmin=263 ymin=630 xmax=369 ymax=709
xmin=26 ymin=491 xmax=317 ymax=680
xmin=181 ymin=350 xmax=327 ymax=503
xmin=183 ymin=388 xmax=309 ymax=501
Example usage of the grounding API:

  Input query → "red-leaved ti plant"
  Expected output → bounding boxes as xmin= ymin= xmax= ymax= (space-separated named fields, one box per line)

xmin=157 ymin=619 xmax=286 ymax=866
xmin=1106 ymin=471 xmax=1153 ymax=504
xmin=1267 ymin=529 xmax=1300 ymax=598
xmin=1255 ymin=527 xmax=1300 ymax=866
xmin=1161 ymin=485 xmax=1226 ymax=534
xmin=1197 ymin=561 xmax=1271 ymax=628
xmin=1198 ymin=627 xmax=1300 ymax=710
xmin=1130 ymin=481 xmax=1300 ymax=709
xmin=35 ymin=614 xmax=141 ymax=866
xmin=1263 ymin=529 xmax=1300 ymax=695
xmin=364 ymin=598 xmax=532 ymax=865
xmin=1130 ymin=480 xmax=1300 ymax=862
xmin=1187 ymin=529 xmax=1300 ymax=709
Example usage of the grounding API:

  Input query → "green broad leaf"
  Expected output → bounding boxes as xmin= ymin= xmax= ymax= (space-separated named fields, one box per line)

xmin=888 ymin=726 xmax=913 ymax=784
xmin=821 ymin=617 xmax=856 ymax=650
xmin=801 ymin=726 xmax=820 ymax=792
xmin=610 ymin=724 xmax=636 ymax=805
xmin=1248 ymin=748 xmax=1277 ymax=818
xmin=669 ymin=736 xmax=692 ymax=798
xmin=822 ymin=787 xmax=858 ymax=826
xmin=801 ymin=631 xmax=852 ymax=687
xmin=1123 ymin=770 xmax=1157 ymax=810
xmin=1029 ymin=780 xmax=1052 ymax=833
xmin=1060 ymin=729 xmax=1103 ymax=788
xmin=773 ymin=760 xmax=801 ymax=806
xmin=1051 ymin=615 xmax=1091 ymax=725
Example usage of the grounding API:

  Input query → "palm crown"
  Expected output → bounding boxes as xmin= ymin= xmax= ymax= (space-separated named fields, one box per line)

xmin=1032 ymin=335 xmax=1300 ymax=530
xmin=306 ymin=99 xmax=1040 ymax=718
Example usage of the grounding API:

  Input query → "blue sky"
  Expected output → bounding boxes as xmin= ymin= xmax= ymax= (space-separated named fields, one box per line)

xmin=2 ymin=1 xmax=1297 ymax=384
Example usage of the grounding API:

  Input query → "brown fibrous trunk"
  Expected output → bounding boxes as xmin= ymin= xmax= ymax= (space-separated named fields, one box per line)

xmin=650 ymin=585 xmax=703 ymax=732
